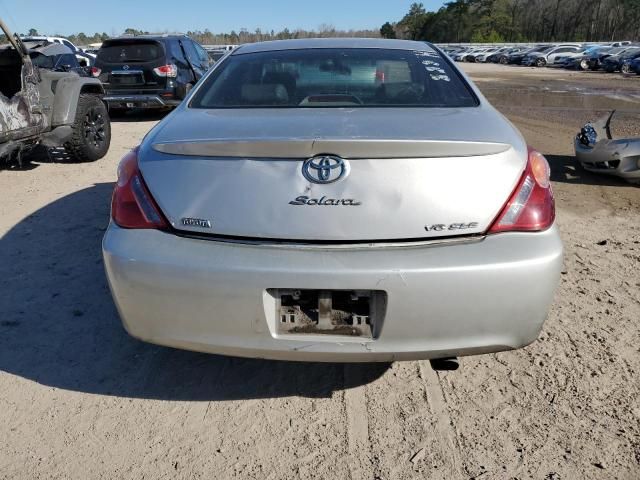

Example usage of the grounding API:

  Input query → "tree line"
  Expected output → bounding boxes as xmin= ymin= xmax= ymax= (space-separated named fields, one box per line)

xmin=15 ymin=25 xmax=379 ymax=47
xmin=381 ymin=0 xmax=640 ymax=43
xmin=12 ymin=1 xmax=640 ymax=48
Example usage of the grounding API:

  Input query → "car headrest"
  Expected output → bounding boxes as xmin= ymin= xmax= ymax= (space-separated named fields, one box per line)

xmin=241 ymin=84 xmax=289 ymax=105
xmin=262 ymin=71 xmax=296 ymax=92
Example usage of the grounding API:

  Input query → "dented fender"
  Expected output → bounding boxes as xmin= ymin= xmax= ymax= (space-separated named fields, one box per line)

xmin=50 ymin=74 xmax=104 ymax=126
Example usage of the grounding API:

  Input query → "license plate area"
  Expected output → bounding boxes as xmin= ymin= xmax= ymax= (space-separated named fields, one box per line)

xmin=110 ymin=71 xmax=145 ymax=85
xmin=269 ymin=289 xmax=386 ymax=338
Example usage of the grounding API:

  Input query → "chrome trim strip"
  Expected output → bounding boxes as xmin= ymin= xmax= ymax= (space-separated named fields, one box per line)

xmin=173 ymin=232 xmax=486 ymax=251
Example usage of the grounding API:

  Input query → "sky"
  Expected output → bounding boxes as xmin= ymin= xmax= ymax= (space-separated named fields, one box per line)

xmin=0 ymin=0 xmax=446 ymax=36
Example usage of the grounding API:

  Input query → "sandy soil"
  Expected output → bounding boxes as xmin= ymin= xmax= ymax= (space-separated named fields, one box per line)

xmin=0 ymin=65 xmax=639 ymax=480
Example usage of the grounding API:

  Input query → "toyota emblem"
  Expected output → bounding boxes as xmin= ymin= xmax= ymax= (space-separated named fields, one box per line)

xmin=302 ymin=155 xmax=349 ymax=184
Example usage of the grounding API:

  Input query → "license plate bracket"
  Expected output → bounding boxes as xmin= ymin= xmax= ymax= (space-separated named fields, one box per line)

xmin=269 ymin=289 xmax=386 ymax=338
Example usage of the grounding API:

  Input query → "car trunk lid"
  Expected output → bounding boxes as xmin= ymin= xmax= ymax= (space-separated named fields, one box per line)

xmin=139 ymin=107 xmax=527 ymax=242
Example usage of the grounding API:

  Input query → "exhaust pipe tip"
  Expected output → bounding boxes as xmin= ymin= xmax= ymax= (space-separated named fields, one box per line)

xmin=430 ymin=357 xmax=459 ymax=371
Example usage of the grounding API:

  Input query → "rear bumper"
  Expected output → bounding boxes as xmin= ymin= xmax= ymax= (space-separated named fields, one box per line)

xmin=102 ymin=225 xmax=564 ymax=362
xmin=103 ymin=93 xmax=181 ymax=109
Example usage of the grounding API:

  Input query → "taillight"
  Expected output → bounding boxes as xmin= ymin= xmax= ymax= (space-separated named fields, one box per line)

xmin=90 ymin=66 xmax=101 ymax=77
xmin=488 ymin=148 xmax=555 ymax=234
xmin=111 ymin=149 xmax=168 ymax=229
xmin=153 ymin=64 xmax=178 ymax=77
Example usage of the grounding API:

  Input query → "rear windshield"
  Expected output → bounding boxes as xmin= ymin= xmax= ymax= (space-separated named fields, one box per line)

xmin=190 ymin=48 xmax=478 ymax=109
xmin=97 ymin=40 xmax=164 ymax=63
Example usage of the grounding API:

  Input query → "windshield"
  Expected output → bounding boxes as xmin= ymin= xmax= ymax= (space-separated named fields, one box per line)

xmin=97 ymin=40 xmax=164 ymax=63
xmin=190 ymin=48 xmax=478 ymax=109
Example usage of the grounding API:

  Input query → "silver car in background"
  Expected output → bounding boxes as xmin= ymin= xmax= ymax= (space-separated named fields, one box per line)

xmin=575 ymin=111 xmax=640 ymax=184
xmin=103 ymin=39 xmax=563 ymax=363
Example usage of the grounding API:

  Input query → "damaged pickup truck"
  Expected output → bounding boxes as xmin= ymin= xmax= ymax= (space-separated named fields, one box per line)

xmin=0 ymin=18 xmax=110 ymax=164
xmin=575 ymin=111 xmax=640 ymax=184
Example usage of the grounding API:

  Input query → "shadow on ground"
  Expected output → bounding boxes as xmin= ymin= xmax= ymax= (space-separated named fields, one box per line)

xmin=546 ymin=154 xmax=638 ymax=187
xmin=1 ymin=146 xmax=97 ymax=171
xmin=0 ymin=183 xmax=388 ymax=401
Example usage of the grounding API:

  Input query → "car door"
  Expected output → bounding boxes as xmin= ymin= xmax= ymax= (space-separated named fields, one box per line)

xmin=0 ymin=36 xmax=45 ymax=140
xmin=193 ymin=41 xmax=211 ymax=73
xmin=180 ymin=38 xmax=207 ymax=81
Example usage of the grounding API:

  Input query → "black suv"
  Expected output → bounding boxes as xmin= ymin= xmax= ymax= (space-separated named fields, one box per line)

xmin=93 ymin=34 xmax=211 ymax=111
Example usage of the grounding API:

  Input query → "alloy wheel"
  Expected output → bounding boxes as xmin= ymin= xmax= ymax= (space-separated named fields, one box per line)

xmin=84 ymin=107 xmax=106 ymax=149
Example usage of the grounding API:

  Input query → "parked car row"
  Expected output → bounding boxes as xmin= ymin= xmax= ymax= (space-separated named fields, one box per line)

xmin=441 ymin=41 xmax=640 ymax=75
xmin=17 ymin=33 xmax=224 ymax=114
xmin=0 ymin=26 xmax=220 ymax=170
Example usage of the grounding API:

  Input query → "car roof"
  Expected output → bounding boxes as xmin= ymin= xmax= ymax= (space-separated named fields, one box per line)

xmin=104 ymin=35 xmax=187 ymax=43
xmin=22 ymin=36 xmax=69 ymax=42
xmin=233 ymin=38 xmax=438 ymax=55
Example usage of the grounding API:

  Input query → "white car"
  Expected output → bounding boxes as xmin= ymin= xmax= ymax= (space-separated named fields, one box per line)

xmin=472 ymin=47 xmax=499 ymax=63
xmin=21 ymin=35 xmax=95 ymax=66
xmin=524 ymin=44 xmax=583 ymax=67
xmin=454 ymin=48 xmax=485 ymax=62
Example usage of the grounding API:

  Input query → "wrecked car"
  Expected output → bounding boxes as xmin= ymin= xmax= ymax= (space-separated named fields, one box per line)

xmin=25 ymin=40 xmax=88 ymax=76
xmin=575 ymin=111 xmax=640 ymax=184
xmin=0 ymin=18 xmax=110 ymax=164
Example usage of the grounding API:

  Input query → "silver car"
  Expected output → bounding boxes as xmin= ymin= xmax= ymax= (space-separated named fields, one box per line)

xmin=575 ymin=111 xmax=640 ymax=184
xmin=103 ymin=39 xmax=563 ymax=363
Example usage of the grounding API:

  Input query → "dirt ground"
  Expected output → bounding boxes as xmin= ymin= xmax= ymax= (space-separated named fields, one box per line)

xmin=0 ymin=63 xmax=639 ymax=480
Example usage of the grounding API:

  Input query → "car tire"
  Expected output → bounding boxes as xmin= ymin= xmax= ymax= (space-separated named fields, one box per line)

xmin=579 ymin=59 xmax=589 ymax=71
xmin=499 ymin=56 xmax=508 ymax=65
xmin=66 ymin=95 xmax=111 ymax=162
xmin=621 ymin=64 xmax=631 ymax=74
xmin=535 ymin=58 xmax=546 ymax=68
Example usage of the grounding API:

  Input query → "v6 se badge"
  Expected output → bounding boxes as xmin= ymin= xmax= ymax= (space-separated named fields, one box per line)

xmin=425 ymin=222 xmax=479 ymax=232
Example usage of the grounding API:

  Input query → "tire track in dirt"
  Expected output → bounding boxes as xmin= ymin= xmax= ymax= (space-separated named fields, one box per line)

xmin=343 ymin=365 xmax=372 ymax=480
xmin=417 ymin=361 xmax=464 ymax=479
